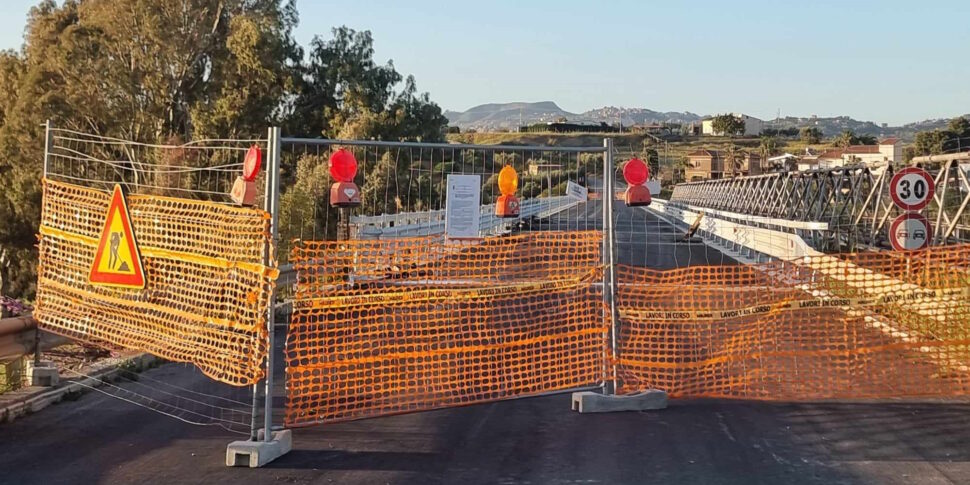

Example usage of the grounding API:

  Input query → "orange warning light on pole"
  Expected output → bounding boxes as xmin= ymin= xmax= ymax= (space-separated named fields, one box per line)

xmin=231 ymin=145 xmax=262 ymax=206
xmin=242 ymin=145 xmax=262 ymax=182
xmin=495 ymin=165 xmax=520 ymax=218
xmin=623 ymin=158 xmax=652 ymax=207
xmin=329 ymin=148 xmax=360 ymax=207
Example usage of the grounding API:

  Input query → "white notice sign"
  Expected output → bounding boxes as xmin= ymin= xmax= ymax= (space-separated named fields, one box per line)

xmin=566 ymin=181 xmax=588 ymax=201
xmin=445 ymin=174 xmax=482 ymax=239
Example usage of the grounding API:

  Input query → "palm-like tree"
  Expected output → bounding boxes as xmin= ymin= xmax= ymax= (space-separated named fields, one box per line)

xmin=726 ymin=144 xmax=745 ymax=176
xmin=759 ymin=136 xmax=779 ymax=160
xmin=836 ymin=130 xmax=856 ymax=149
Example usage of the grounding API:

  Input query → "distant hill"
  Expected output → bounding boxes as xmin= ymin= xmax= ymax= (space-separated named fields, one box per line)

xmin=442 ymin=102 xmax=577 ymax=131
xmin=580 ymin=106 xmax=703 ymax=126
xmin=444 ymin=102 xmax=702 ymax=131
xmin=764 ymin=116 xmax=963 ymax=140
xmin=444 ymin=101 xmax=967 ymax=141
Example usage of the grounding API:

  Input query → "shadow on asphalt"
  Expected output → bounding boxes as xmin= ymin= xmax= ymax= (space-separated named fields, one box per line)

xmin=5 ymin=364 xmax=970 ymax=484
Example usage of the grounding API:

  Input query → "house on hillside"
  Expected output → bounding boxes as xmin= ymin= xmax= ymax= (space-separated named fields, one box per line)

xmin=817 ymin=149 xmax=846 ymax=169
xmin=685 ymin=149 xmax=763 ymax=181
xmin=701 ymin=114 xmax=765 ymax=137
xmin=798 ymin=139 xmax=902 ymax=171
xmin=843 ymin=138 xmax=902 ymax=166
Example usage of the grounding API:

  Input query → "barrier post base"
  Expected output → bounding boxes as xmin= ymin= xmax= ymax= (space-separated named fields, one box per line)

xmin=226 ymin=429 xmax=292 ymax=468
xmin=26 ymin=360 xmax=59 ymax=387
xmin=571 ymin=389 xmax=667 ymax=413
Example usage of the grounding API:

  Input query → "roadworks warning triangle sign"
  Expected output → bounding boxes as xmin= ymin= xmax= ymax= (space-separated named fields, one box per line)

xmin=89 ymin=184 xmax=146 ymax=289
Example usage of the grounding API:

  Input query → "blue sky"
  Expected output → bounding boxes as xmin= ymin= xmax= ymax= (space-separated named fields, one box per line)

xmin=1 ymin=0 xmax=968 ymax=125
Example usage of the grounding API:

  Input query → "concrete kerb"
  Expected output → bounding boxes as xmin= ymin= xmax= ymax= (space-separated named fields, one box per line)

xmin=0 ymin=353 xmax=160 ymax=424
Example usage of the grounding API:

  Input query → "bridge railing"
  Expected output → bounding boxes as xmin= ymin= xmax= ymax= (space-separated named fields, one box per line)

xmin=669 ymin=160 xmax=970 ymax=252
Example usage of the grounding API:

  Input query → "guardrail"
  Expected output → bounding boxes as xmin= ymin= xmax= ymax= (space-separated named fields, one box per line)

xmin=648 ymin=198 xmax=820 ymax=262
xmin=352 ymin=195 xmax=582 ymax=239
xmin=0 ymin=316 xmax=71 ymax=364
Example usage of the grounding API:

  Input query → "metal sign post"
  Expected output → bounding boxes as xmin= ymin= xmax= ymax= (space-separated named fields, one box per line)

xmin=602 ymin=138 xmax=619 ymax=395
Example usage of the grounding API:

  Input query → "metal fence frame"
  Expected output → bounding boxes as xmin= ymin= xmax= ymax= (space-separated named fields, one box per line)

xmin=254 ymin=134 xmax=620 ymax=438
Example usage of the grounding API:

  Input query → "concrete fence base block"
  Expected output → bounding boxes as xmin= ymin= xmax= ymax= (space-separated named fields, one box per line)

xmin=571 ymin=389 xmax=668 ymax=413
xmin=226 ymin=429 xmax=292 ymax=468
xmin=26 ymin=360 xmax=59 ymax=387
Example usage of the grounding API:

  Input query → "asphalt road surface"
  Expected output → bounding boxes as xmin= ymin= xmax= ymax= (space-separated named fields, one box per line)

xmin=5 ymin=200 xmax=970 ymax=484
xmin=537 ymin=199 xmax=737 ymax=269
xmin=3 ymin=363 xmax=970 ymax=484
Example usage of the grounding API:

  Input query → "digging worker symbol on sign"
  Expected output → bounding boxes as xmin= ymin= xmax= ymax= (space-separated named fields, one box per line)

xmin=108 ymin=232 xmax=130 ymax=272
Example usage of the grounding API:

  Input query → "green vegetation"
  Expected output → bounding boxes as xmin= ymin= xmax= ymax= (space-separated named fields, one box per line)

xmin=835 ymin=130 xmax=877 ymax=148
xmin=905 ymin=116 xmax=970 ymax=160
xmin=800 ymin=127 xmax=823 ymax=144
xmin=0 ymin=0 xmax=448 ymax=299
xmin=710 ymin=114 xmax=745 ymax=137
xmin=759 ymin=136 xmax=780 ymax=159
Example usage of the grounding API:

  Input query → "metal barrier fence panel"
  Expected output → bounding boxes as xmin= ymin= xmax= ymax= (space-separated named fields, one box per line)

xmin=275 ymin=138 xmax=610 ymax=261
xmin=34 ymin=127 xmax=277 ymax=387
xmin=615 ymin=245 xmax=970 ymax=399
xmin=285 ymin=232 xmax=605 ymax=426
xmin=31 ymin=125 xmax=970 ymax=443
xmin=276 ymin=138 xmax=614 ymax=426
xmin=616 ymin=151 xmax=970 ymax=401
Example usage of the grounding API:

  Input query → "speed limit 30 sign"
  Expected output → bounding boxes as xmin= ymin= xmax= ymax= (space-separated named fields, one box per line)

xmin=890 ymin=167 xmax=935 ymax=211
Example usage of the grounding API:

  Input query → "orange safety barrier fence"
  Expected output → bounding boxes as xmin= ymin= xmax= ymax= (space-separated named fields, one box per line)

xmin=285 ymin=231 xmax=605 ymax=426
xmin=35 ymin=179 xmax=277 ymax=386
xmin=616 ymin=244 xmax=970 ymax=399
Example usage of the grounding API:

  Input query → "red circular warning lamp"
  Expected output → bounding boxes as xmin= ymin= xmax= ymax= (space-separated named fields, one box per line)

xmin=329 ymin=148 xmax=358 ymax=183
xmin=242 ymin=145 xmax=262 ymax=182
xmin=498 ymin=165 xmax=518 ymax=196
xmin=623 ymin=158 xmax=649 ymax=186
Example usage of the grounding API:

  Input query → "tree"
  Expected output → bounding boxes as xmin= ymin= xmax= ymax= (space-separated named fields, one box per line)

xmin=725 ymin=144 xmax=746 ymax=176
xmin=287 ymin=27 xmax=447 ymax=142
xmin=278 ymin=26 xmax=449 ymax=239
xmin=759 ymin=136 xmax=779 ymax=160
xmin=948 ymin=116 xmax=970 ymax=137
xmin=800 ymin=127 xmax=822 ymax=144
xmin=0 ymin=0 xmax=304 ymax=298
xmin=907 ymin=116 xmax=970 ymax=160
xmin=0 ymin=4 xmax=449 ymax=299
xmin=946 ymin=116 xmax=970 ymax=151
xmin=835 ymin=130 xmax=856 ymax=149
xmin=711 ymin=114 xmax=745 ymax=137
xmin=834 ymin=129 xmax=876 ymax=148
xmin=911 ymin=129 xmax=955 ymax=159
xmin=641 ymin=147 xmax=659 ymax=177
xmin=856 ymin=134 xmax=878 ymax=145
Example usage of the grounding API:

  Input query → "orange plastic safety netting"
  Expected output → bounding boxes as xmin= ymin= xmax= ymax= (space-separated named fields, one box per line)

xmin=285 ymin=231 xmax=605 ymax=426
xmin=35 ymin=179 xmax=277 ymax=386
xmin=616 ymin=244 xmax=970 ymax=399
